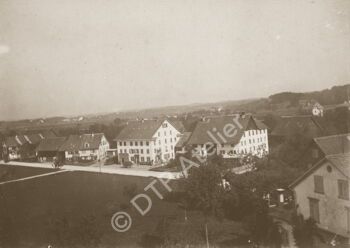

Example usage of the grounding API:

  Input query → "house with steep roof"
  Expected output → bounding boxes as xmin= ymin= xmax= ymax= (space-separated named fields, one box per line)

xmin=186 ymin=114 xmax=269 ymax=159
xmin=3 ymin=132 xmax=52 ymax=160
xmin=290 ymin=133 xmax=350 ymax=242
xmin=299 ymin=99 xmax=324 ymax=117
xmin=114 ymin=119 xmax=181 ymax=165
xmin=295 ymin=133 xmax=350 ymax=169
xmin=59 ymin=133 xmax=109 ymax=161
xmin=36 ymin=137 xmax=67 ymax=162
xmin=290 ymin=153 xmax=350 ymax=242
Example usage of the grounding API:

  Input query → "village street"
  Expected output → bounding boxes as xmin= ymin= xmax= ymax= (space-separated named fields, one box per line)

xmin=0 ymin=160 xmax=182 ymax=179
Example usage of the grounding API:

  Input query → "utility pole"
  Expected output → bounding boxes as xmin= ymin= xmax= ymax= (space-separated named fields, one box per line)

xmin=205 ymin=223 xmax=209 ymax=248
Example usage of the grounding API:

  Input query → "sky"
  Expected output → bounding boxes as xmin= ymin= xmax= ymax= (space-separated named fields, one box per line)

xmin=0 ymin=0 xmax=349 ymax=120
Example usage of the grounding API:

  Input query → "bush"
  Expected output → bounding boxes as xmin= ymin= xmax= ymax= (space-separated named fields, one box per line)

xmin=138 ymin=234 xmax=163 ymax=248
xmin=122 ymin=161 xmax=133 ymax=168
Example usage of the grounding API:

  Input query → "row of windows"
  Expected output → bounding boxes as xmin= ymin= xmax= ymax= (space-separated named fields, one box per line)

xmin=158 ymin=129 xmax=172 ymax=137
xmin=220 ymin=145 xmax=267 ymax=155
xmin=158 ymin=137 xmax=177 ymax=145
xmin=119 ymin=137 xmax=178 ymax=147
xmin=240 ymin=137 xmax=266 ymax=146
xmin=120 ymin=146 xmax=174 ymax=155
xmin=314 ymin=175 xmax=349 ymax=200
xmin=119 ymin=141 xmax=150 ymax=146
xmin=242 ymin=129 xmax=266 ymax=137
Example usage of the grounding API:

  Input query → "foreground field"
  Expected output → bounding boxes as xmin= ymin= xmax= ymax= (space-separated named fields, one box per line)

xmin=0 ymin=165 xmax=248 ymax=247
xmin=0 ymin=164 xmax=59 ymax=182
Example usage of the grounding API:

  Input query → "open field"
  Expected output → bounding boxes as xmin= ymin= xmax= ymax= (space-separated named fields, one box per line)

xmin=0 ymin=164 xmax=248 ymax=247
xmin=0 ymin=165 xmax=180 ymax=247
xmin=0 ymin=164 xmax=59 ymax=182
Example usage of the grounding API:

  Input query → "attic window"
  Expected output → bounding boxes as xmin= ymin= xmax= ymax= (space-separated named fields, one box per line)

xmin=162 ymin=123 xmax=168 ymax=128
xmin=84 ymin=143 xmax=89 ymax=148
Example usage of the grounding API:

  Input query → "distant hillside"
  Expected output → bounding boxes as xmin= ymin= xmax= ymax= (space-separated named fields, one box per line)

xmin=268 ymin=84 xmax=350 ymax=106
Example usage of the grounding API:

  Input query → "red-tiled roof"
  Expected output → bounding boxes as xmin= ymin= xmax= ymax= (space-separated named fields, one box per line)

xmin=186 ymin=115 xmax=261 ymax=145
xmin=36 ymin=137 xmax=67 ymax=152
xmin=59 ymin=133 xmax=105 ymax=152
xmin=314 ymin=133 xmax=350 ymax=155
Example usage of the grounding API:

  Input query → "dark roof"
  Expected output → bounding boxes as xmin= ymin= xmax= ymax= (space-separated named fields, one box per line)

xmin=175 ymin=132 xmax=192 ymax=148
xmin=36 ymin=137 xmax=67 ymax=152
xmin=171 ymin=120 xmax=186 ymax=133
xmin=59 ymin=133 xmax=105 ymax=152
xmin=4 ymin=135 xmax=29 ymax=147
xmin=25 ymin=134 xmax=43 ymax=145
xmin=115 ymin=119 xmax=180 ymax=140
xmin=290 ymin=153 xmax=350 ymax=188
xmin=4 ymin=136 xmax=21 ymax=147
xmin=254 ymin=119 xmax=269 ymax=130
xmin=314 ymin=133 xmax=350 ymax=155
xmin=40 ymin=130 xmax=57 ymax=138
xmin=186 ymin=115 xmax=261 ymax=145
xmin=271 ymin=115 xmax=323 ymax=137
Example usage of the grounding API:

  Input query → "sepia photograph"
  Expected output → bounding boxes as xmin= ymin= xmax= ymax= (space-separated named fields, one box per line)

xmin=0 ymin=0 xmax=349 ymax=247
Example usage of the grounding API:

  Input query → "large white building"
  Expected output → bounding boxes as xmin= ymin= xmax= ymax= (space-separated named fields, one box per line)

xmin=185 ymin=115 xmax=269 ymax=159
xmin=114 ymin=119 xmax=181 ymax=165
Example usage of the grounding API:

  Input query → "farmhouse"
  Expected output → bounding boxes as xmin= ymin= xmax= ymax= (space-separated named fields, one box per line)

xmin=114 ymin=119 xmax=181 ymax=165
xmin=59 ymin=133 xmax=110 ymax=161
xmin=3 ymin=131 xmax=56 ymax=160
xmin=186 ymin=114 xmax=269 ymax=158
xmin=299 ymin=99 xmax=324 ymax=117
xmin=290 ymin=153 xmax=350 ymax=241
xmin=36 ymin=137 xmax=67 ymax=162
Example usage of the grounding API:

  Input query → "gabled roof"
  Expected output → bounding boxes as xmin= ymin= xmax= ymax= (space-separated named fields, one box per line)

xmin=289 ymin=153 xmax=350 ymax=189
xmin=4 ymin=135 xmax=29 ymax=147
xmin=327 ymin=154 xmax=350 ymax=177
xmin=40 ymin=130 xmax=57 ymax=138
xmin=175 ymin=132 xmax=192 ymax=148
xmin=36 ymin=137 xmax=67 ymax=152
xmin=186 ymin=115 xmax=261 ymax=145
xmin=171 ymin=120 xmax=186 ymax=133
xmin=271 ymin=115 xmax=324 ymax=137
xmin=4 ymin=136 xmax=21 ymax=147
xmin=59 ymin=133 xmax=105 ymax=152
xmin=314 ymin=133 xmax=350 ymax=155
xmin=254 ymin=119 xmax=269 ymax=130
xmin=25 ymin=134 xmax=43 ymax=145
xmin=115 ymin=119 xmax=178 ymax=140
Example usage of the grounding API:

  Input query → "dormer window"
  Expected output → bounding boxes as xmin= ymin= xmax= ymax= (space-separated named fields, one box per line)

xmin=84 ymin=143 xmax=90 ymax=149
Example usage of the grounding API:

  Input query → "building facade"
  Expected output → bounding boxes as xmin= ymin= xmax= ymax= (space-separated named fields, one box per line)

xmin=186 ymin=115 xmax=269 ymax=159
xmin=59 ymin=133 xmax=109 ymax=161
xmin=291 ymin=154 xmax=350 ymax=240
xmin=115 ymin=119 xmax=181 ymax=165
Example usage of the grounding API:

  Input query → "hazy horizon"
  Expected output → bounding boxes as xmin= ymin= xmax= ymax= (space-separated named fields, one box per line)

xmin=0 ymin=0 xmax=349 ymax=121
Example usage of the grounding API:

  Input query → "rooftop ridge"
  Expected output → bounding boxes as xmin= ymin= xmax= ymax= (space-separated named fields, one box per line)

xmin=314 ymin=133 xmax=350 ymax=140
